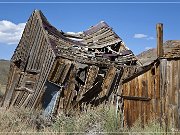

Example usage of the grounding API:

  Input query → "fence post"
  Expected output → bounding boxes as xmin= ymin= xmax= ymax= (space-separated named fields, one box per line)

xmin=156 ymin=23 xmax=164 ymax=57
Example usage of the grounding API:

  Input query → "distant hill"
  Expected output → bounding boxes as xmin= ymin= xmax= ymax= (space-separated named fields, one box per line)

xmin=0 ymin=59 xmax=10 ymax=96
xmin=0 ymin=59 xmax=10 ymax=85
xmin=0 ymin=59 xmax=10 ymax=92
xmin=137 ymin=40 xmax=180 ymax=65
xmin=137 ymin=48 xmax=157 ymax=65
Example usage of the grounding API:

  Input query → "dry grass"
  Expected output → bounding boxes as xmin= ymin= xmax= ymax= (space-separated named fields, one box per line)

xmin=0 ymin=107 xmax=38 ymax=133
xmin=0 ymin=105 xmax=122 ymax=134
xmin=48 ymin=105 xmax=122 ymax=133
xmin=0 ymin=105 xmax=175 ymax=134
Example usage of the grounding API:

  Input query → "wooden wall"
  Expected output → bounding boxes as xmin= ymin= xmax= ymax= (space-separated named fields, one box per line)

xmin=2 ymin=11 xmax=56 ymax=109
xmin=122 ymin=58 xmax=180 ymax=129
xmin=41 ymin=57 xmax=126 ymax=115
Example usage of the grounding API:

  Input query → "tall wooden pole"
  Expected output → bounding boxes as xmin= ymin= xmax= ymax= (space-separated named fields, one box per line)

xmin=156 ymin=23 xmax=164 ymax=57
xmin=156 ymin=23 xmax=164 ymax=129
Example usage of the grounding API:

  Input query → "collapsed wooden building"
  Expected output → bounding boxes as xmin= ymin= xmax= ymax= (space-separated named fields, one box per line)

xmin=1 ymin=10 xmax=180 ymax=129
xmin=1 ymin=10 xmax=140 ymax=113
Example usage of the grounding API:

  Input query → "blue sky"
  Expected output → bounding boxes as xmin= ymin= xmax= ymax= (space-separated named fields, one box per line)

xmin=0 ymin=1 xmax=180 ymax=60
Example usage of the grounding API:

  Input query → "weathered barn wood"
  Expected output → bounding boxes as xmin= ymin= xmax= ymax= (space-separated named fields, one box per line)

xmin=122 ymin=57 xmax=180 ymax=129
xmin=2 ymin=10 xmax=139 ymax=114
xmin=122 ymin=24 xmax=180 ymax=129
xmin=2 ymin=10 xmax=180 ymax=130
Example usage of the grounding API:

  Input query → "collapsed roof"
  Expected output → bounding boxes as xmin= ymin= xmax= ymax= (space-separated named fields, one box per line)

xmin=34 ymin=10 xmax=140 ymax=66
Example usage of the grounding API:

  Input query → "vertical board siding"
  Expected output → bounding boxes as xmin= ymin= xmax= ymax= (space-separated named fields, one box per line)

xmin=3 ymin=9 xmax=180 ymax=129
xmin=122 ymin=59 xmax=180 ymax=129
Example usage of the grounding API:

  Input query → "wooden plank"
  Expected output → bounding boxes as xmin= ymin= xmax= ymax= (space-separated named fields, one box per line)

xmin=171 ymin=60 xmax=175 ymax=105
xmin=31 ymin=28 xmax=43 ymax=70
xmin=63 ymin=65 xmax=76 ymax=112
xmin=169 ymin=61 xmax=173 ymax=105
xmin=98 ymin=66 xmax=116 ymax=98
xmin=147 ymin=70 xmax=152 ymax=120
xmin=4 ymin=65 xmax=14 ymax=97
xmin=76 ymin=65 xmax=99 ymax=101
xmin=3 ymin=65 xmax=21 ymax=108
xmin=135 ymin=78 xmax=139 ymax=122
xmin=106 ymin=70 xmax=122 ymax=98
xmin=30 ymin=23 xmax=42 ymax=69
xmin=34 ymin=29 xmax=44 ymax=68
xmin=121 ymin=95 xmax=151 ymax=101
xmin=57 ymin=97 xmax=64 ymax=114
xmin=142 ymin=72 xmax=148 ymax=97
xmin=48 ymin=60 xmax=58 ymax=81
xmin=173 ymin=60 xmax=179 ymax=129
xmin=51 ymin=59 xmax=63 ymax=82
xmin=115 ymin=68 xmax=124 ymax=103
xmin=165 ymin=60 xmax=171 ymax=129
xmin=155 ymin=63 xmax=160 ymax=119
xmin=26 ymin=20 xmax=41 ymax=70
xmin=156 ymin=23 xmax=164 ymax=57
xmin=38 ymin=40 xmax=49 ymax=71
xmin=178 ymin=60 xmax=180 ymax=129
xmin=123 ymin=100 xmax=128 ymax=127
xmin=8 ymin=72 xmax=25 ymax=106
xmin=58 ymin=62 xmax=71 ymax=84
xmin=52 ymin=61 xmax=65 ymax=83
xmin=36 ymin=36 xmax=46 ymax=69
xmin=159 ymin=59 xmax=167 ymax=126
xmin=17 ymin=92 xmax=29 ymax=107
xmin=29 ymin=15 xmax=38 ymax=45
xmin=13 ymin=91 xmax=25 ymax=106
xmin=21 ymin=93 xmax=33 ymax=108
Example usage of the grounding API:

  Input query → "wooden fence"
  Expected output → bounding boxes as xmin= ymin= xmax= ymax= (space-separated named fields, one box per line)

xmin=122 ymin=58 xmax=180 ymax=129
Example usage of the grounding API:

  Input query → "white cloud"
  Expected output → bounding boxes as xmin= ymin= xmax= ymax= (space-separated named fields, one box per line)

xmin=145 ymin=46 xmax=152 ymax=50
xmin=146 ymin=36 xmax=155 ymax=40
xmin=133 ymin=34 xmax=148 ymax=39
xmin=133 ymin=33 xmax=155 ymax=40
xmin=0 ymin=20 xmax=26 ymax=45
xmin=66 ymin=31 xmax=83 ymax=35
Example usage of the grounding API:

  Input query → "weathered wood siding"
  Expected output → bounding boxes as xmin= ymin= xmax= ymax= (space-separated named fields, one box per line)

xmin=122 ymin=58 xmax=180 ymax=129
xmin=2 ymin=10 xmax=56 ymax=109
xmin=162 ymin=59 xmax=180 ymax=129
xmin=42 ymin=56 xmax=127 ymax=115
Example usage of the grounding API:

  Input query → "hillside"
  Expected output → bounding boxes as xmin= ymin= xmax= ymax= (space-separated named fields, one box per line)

xmin=137 ymin=48 xmax=157 ymax=65
xmin=0 ymin=59 xmax=10 ymax=85
xmin=137 ymin=40 xmax=180 ymax=65
xmin=0 ymin=59 xmax=10 ymax=96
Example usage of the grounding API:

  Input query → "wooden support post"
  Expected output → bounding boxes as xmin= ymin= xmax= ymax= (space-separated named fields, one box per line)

xmin=156 ymin=23 xmax=164 ymax=57
xmin=156 ymin=23 xmax=164 ymax=128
